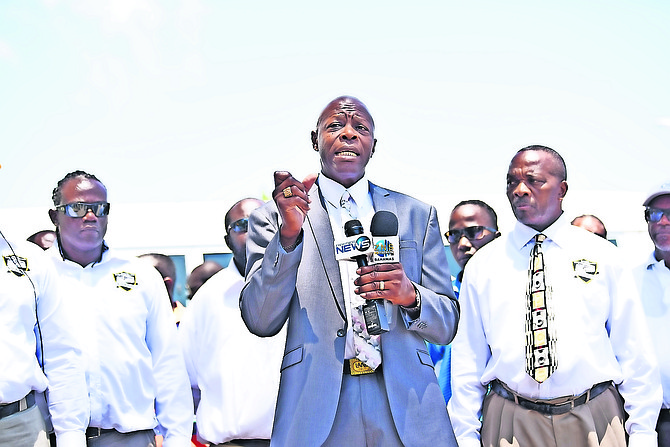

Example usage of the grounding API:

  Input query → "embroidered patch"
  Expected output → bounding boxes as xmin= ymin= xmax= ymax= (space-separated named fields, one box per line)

xmin=573 ymin=259 xmax=598 ymax=283
xmin=113 ymin=272 xmax=138 ymax=290
xmin=3 ymin=255 xmax=29 ymax=277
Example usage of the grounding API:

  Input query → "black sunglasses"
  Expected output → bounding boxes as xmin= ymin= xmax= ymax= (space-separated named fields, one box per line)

xmin=645 ymin=207 xmax=670 ymax=223
xmin=56 ymin=202 xmax=111 ymax=218
xmin=227 ymin=217 xmax=249 ymax=234
xmin=445 ymin=226 xmax=497 ymax=244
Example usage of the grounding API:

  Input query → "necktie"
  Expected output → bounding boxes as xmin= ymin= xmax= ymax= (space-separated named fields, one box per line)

xmin=340 ymin=191 xmax=382 ymax=370
xmin=525 ymin=233 xmax=557 ymax=382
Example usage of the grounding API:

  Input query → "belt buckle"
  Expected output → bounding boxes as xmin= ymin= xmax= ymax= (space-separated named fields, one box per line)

xmin=87 ymin=427 xmax=103 ymax=439
xmin=347 ymin=358 xmax=375 ymax=376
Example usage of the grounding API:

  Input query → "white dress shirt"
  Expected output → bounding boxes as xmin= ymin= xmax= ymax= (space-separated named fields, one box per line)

xmin=449 ymin=214 xmax=662 ymax=447
xmin=1 ymin=236 xmax=88 ymax=446
xmin=318 ymin=174 xmax=376 ymax=361
xmin=45 ymin=242 xmax=193 ymax=447
xmin=179 ymin=263 xmax=286 ymax=444
xmin=634 ymin=254 xmax=670 ymax=409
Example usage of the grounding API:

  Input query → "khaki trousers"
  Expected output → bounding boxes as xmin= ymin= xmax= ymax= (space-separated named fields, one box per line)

xmin=481 ymin=384 xmax=626 ymax=447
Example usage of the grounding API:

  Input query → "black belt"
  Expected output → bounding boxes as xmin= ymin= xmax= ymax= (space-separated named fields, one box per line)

xmin=0 ymin=390 xmax=35 ymax=420
xmin=86 ymin=427 xmax=117 ymax=439
xmin=490 ymin=380 xmax=611 ymax=415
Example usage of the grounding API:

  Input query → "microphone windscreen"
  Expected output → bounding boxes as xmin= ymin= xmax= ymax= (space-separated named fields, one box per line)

xmin=370 ymin=211 xmax=398 ymax=237
xmin=344 ymin=220 xmax=364 ymax=237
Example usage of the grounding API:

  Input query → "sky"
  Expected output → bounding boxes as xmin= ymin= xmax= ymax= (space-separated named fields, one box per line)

xmin=1 ymin=0 xmax=669 ymax=260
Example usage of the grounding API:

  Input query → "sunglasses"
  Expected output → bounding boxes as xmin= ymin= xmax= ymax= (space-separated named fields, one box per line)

xmin=56 ymin=202 xmax=111 ymax=218
xmin=445 ymin=226 xmax=497 ymax=244
xmin=645 ymin=207 xmax=670 ymax=223
xmin=227 ymin=217 xmax=249 ymax=234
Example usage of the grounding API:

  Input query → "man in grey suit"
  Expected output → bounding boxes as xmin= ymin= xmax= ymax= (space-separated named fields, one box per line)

xmin=240 ymin=96 xmax=459 ymax=446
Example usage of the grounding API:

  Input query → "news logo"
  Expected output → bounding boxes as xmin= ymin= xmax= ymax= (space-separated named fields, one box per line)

xmin=374 ymin=239 xmax=394 ymax=259
xmin=371 ymin=236 xmax=399 ymax=263
xmin=334 ymin=235 xmax=373 ymax=260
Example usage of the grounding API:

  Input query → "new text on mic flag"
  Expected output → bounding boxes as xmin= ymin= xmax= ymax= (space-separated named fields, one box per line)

xmin=334 ymin=234 xmax=373 ymax=261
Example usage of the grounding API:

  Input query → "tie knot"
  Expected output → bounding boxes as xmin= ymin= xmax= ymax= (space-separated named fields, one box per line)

xmin=535 ymin=233 xmax=546 ymax=244
xmin=340 ymin=191 xmax=351 ymax=208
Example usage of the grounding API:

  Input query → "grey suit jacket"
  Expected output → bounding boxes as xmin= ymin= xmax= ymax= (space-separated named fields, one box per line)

xmin=241 ymin=181 xmax=459 ymax=447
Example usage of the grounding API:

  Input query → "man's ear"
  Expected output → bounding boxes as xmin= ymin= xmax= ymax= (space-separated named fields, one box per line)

xmin=224 ymin=234 xmax=231 ymax=251
xmin=371 ymin=139 xmax=377 ymax=158
xmin=559 ymin=180 xmax=568 ymax=200
xmin=311 ymin=130 xmax=318 ymax=151
xmin=48 ymin=209 xmax=58 ymax=226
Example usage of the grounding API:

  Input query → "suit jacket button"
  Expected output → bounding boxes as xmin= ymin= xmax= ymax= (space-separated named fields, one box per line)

xmin=336 ymin=329 xmax=345 ymax=337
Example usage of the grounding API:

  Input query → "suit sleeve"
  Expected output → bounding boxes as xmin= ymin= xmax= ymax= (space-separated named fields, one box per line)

xmin=402 ymin=205 xmax=460 ymax=346
xmin=240 ymin=204 xmax=301 ymax=337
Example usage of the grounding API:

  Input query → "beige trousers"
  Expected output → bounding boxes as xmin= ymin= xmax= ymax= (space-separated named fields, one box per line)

xmin=481 ymin=384 xmax=626 ymax=447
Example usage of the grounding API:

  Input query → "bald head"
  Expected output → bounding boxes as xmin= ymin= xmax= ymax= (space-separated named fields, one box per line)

xmin=571 ymin=214 xmax=608 ymax=239
xmin=187 ymin=261 xmax=223 ymax=299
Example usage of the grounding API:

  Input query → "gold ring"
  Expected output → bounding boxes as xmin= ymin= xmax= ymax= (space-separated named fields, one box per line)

xmin=379 ymin=280 xmax=384 ymax=291
xmin=283 ymin=187 xmax=293 ymax=198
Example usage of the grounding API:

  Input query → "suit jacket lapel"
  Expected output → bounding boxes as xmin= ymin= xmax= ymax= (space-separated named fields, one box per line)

xmin=370 ymin=182 xmax=397 ymax=216
xmin=306 ymin=183 xmax=346 ymax=314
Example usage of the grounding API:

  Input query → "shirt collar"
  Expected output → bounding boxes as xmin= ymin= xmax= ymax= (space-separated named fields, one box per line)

xmin=645 ymin=252 xmax=668 ymax=271
xmin=510 ymin=212 xmax=570 ymax=251
xmin=318 ymin=173 xmax=370 ymax=210
xmin=52 ymin=238 xmax=109 ymax=267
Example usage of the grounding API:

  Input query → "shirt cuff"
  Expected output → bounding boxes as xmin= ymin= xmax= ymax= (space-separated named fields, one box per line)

xmin=628 ymin=432 xmax=658 ymax=447
xmin=55 ymin=430 xmax=86 ymax=447
xmin=161 ymin=435 xmax=194 ymax=447
xmin=455 ymin=437 xmax=482 ymax=447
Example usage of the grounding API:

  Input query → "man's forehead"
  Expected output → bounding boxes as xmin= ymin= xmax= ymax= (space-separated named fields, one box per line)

xmin=650 ymin=194 xmax=670 ymax=206
xmin=318 ymin=98 xmax=374 ymax=125
xmin=450 ymin=205 xmax=492 ymax=226
xmin=63 ymin=177 xmax=107 ymax=197
xmin=508 ymin=152 xmax=551 ymax=175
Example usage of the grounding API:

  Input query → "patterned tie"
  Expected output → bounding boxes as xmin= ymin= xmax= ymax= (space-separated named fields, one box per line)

xmin=525 ymin=233 xmax=557 ymax=382
xmin=340 ymin=191 xmax=382 ymax=370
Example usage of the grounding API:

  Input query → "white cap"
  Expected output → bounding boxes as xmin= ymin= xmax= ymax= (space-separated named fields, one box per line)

xmin=643 ymin=181 xmax=670 ymax=206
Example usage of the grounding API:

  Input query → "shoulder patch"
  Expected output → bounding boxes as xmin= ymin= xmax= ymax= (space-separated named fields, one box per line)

xmin=113 ymin=271 xmax=138 ymax=291
xmin=572 ymin=259 xmax=599 ymax=283
xmin=4 ymin=255 xmax=29 ymax=277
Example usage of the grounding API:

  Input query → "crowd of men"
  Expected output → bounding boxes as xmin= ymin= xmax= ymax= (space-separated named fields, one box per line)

xmin=1 ymin=95 xmax=669 ymax=447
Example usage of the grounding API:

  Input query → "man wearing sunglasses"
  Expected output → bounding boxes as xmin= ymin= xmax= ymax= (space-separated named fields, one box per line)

xmin=180 ymin=198 xmax=286 ymax=447
xmin=634 ymin=181 xmax=670 ymax=446
xmin=428 ymin=200 xmax=500 ymax=404
xmin=46 ymin=171 xmax=193 ymax=447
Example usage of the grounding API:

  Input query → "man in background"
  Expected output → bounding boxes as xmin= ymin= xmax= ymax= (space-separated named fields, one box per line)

xmin=571 ymin=214 xmax=608 ymax=239
xmin=186 ymin=261 xmax=222 ymax=300
xmin=26 ymin=230 xmax=56 ymax=250
xmin=428 ymin=199 xmax=499 ymax=403
xmin=634 ymin=181 xmax=670 ymax=446
xmin=139 ymin=253 xmax=186 ymax=325
xmin=180 ymin=197 xmax=285 ymax=446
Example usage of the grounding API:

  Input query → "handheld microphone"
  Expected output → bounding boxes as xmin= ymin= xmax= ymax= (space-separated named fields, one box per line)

xmin=371 ymin=211 xmax=400 ymax=264
xmin=339 ymin=219 xmax=389 ymax=335
xmin=370 ymin=211 xmax=400 ymax=329
xmin=343 ymin=220 xmax=371 ymax=267
xmin=334 ymin=220 xmax=373 ymax=263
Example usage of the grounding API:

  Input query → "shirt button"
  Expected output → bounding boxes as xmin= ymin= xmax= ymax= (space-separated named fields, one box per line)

xmin=336 ymin=329 xmax=345 ymax=337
